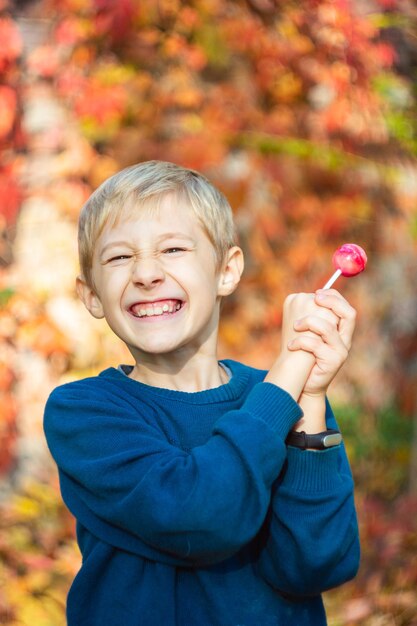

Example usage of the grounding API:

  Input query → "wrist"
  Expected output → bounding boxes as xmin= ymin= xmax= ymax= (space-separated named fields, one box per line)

xmin=293 ymin=393 xmax=326 ymax=433
xmin=265 ymin=351 xmax=314 ymax=402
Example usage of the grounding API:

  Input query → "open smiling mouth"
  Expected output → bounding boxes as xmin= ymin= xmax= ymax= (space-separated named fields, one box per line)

xmin=129 ymin=299 xmax=184 ymax=319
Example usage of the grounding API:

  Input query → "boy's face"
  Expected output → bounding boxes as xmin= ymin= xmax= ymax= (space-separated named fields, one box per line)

xmin=77 ymin=194 xmax=243 ymax=363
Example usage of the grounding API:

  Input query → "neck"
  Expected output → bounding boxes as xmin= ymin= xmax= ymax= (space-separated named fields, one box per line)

xmin=128 ymin=353 xmax=228 ymax=392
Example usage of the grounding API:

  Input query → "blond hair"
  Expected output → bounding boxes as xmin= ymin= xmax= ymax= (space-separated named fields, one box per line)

xmin=78 ymin=160 xmax=237 ymax=289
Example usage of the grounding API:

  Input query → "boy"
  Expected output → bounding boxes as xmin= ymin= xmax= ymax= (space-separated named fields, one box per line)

xmin=44 ymin=160 xmax=360 ymax=625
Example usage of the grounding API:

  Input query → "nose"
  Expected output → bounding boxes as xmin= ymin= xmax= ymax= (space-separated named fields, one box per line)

xmin=131 ymin=255 xmax=165 ymax=288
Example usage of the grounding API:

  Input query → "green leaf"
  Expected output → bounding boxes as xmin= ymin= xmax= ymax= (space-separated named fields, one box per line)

xmin=0 ymin=288 xmax=15 ymax=306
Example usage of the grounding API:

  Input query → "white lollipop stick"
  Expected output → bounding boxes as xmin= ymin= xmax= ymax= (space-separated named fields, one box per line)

xmin=322 ymin=268 xmax=342 ymax=290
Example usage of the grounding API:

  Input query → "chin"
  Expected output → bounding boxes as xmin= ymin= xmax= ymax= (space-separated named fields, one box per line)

xmin=131 ymin=339 xmax=184 ymax=356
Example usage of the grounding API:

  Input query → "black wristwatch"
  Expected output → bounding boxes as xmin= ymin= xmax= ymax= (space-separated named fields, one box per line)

xmin=286 ymin=429 xmax=342 ymax=450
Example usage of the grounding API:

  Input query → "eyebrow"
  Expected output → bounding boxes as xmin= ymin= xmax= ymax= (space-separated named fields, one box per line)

xmin=99 ymin=233 xmax=196 ymax=257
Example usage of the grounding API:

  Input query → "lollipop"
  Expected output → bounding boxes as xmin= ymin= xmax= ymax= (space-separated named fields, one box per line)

xmin=323 ymin=243 xmax=367 ymax=289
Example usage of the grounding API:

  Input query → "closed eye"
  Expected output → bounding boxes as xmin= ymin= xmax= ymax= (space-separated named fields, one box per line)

xmin=163 ymin=247 xmax=187 ymax=254
xmin=106 ymin=254 xmax=132 ymax=263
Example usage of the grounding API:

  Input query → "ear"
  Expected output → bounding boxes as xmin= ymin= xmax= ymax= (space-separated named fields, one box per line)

xmin=76 ymin=275 xmax=105 ymax=319
xmin=217 ymin=246 xmax=244 ymax=297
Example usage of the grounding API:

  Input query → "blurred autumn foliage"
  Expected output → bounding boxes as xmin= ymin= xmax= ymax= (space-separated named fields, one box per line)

xmin=1 ymin=0 xmax=417 ymax=623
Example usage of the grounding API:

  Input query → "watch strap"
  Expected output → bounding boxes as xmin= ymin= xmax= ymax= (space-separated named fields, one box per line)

xmin=286 ymin=429 xmax=342 ymax=450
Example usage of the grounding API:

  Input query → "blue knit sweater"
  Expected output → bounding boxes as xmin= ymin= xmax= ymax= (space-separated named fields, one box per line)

xmin=44 ymin=360 xmax=359 ymax=626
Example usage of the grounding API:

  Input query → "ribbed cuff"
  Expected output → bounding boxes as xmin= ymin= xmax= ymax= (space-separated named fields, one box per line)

xmin=281 ymin=445 xmax=343 ymax=492
xmin=242 ymin=382 xmax=303 ymax=441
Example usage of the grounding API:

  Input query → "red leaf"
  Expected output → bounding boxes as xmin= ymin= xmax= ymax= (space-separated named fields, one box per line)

xmin=0 ymin=17 xmax=23 ymax=73
xmin=0 ymin=85 xmax=17 ymax=141
xmin=0 ymin=166 xmax=22 ymax=226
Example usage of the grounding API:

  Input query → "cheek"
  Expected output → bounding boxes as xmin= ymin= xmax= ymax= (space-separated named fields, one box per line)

xmin=94 ymin=274 xmax=126 ymax=307
xmin=104 ymin=266 xmax=129 ymax=285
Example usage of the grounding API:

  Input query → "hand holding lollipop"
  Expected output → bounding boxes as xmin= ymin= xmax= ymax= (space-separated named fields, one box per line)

xmin=323 ymin=243 xmax=367 ymax=289
xmin=267 ymin=243 xmax=366 ymax=404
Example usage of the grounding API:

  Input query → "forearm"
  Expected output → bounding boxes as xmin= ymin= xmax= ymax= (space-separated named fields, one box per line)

xmin=264 ymin=356 xmax=328 ymax=434
xmin=256 ymin=401 xmax=359 ymax=595
xmin=256 ymin=445 xmax=360 ymax=596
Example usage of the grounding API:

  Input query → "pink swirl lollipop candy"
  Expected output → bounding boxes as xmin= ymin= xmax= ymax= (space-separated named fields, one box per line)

xmin=323 ymin=243 xmax=367 ymax=289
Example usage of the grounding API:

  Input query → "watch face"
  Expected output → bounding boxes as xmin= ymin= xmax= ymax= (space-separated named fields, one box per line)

xmin=322 ymin=433 xmax=342 ymax=447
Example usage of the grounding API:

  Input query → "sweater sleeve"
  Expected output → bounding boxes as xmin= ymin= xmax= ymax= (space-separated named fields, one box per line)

xmin=44 ymin=379 xmax=302 ymax=567
xmin=255 ymin=400 xmax=360 ymax=596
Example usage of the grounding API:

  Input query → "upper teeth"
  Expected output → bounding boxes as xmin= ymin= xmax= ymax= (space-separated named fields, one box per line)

xmin=133 ymin=301 xmax=181 ymax=318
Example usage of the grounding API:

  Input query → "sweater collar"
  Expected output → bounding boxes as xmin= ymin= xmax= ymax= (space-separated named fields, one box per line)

xmin=99 ymin=360 xmax=258 ymax=405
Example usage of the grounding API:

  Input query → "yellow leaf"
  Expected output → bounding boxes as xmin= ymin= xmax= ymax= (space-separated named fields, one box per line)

xmin=11 ymin=496 xmax=41 ymax=520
